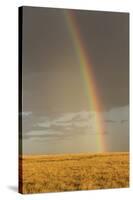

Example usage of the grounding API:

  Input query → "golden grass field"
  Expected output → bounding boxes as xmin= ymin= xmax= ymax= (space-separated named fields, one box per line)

xmin=19 ymin=152 xmax=129 ymax=194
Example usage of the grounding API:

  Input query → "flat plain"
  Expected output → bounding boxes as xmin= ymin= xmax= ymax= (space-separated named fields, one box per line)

xmin=19 ymin=152 xmax=129 ymax=194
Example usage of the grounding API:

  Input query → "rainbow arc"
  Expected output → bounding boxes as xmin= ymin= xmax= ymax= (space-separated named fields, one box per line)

xmin=64 ymin=10 xmax=106 ymax=152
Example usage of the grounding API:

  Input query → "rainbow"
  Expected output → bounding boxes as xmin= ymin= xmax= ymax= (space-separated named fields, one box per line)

xmin=64 ymin=10 xmax=106 ymax=152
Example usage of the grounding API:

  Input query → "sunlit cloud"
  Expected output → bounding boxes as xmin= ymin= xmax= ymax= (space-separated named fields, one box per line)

xmin=22 ymin=106 xmax=129 ymax=140
xmin=21 ymin=111 xmax=32 ymax=117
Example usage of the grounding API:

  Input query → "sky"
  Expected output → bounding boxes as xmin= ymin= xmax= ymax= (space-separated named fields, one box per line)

xmin=21 ymin=6 xmax=129 ymax=154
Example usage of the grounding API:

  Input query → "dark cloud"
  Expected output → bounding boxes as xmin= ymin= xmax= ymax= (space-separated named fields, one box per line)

xmin=21 ymin=6 xmax=129 ymax=153
xmin=22 ymin=7 xmax=129 ymax=114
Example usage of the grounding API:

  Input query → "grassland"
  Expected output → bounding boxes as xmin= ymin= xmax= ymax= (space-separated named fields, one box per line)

xmin=19 ymin=152 xmax=129 ymax=194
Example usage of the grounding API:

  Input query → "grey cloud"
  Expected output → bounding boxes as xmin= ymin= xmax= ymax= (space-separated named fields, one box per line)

xmin=105 ymin=120 xmax=116 ymax=123
xmin=21 ymin=111 xmax=32 ymax=116
xmin=121 ymin=120 xmax=128 ymax=123
xmin=22 ymin=107 xmax=129 ymax=140
xmin=22 ymin=127 xmax=90 ymax=140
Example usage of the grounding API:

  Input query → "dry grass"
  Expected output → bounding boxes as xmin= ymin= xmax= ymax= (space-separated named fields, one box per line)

xmin=19 ymin=152 xmax=129 ymax=194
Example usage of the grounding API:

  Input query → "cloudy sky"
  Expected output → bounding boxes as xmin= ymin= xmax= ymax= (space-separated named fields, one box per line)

xmin=21 ymin=6 xmax=129 ymax=154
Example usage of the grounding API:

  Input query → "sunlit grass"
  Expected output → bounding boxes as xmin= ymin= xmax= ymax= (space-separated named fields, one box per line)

xmin=19 ymin=152 xmax=129 ymax=194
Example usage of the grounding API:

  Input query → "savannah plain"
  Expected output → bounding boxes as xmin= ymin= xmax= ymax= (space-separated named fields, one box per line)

xmin=19 ymin=152 xmax=129 ymax=194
